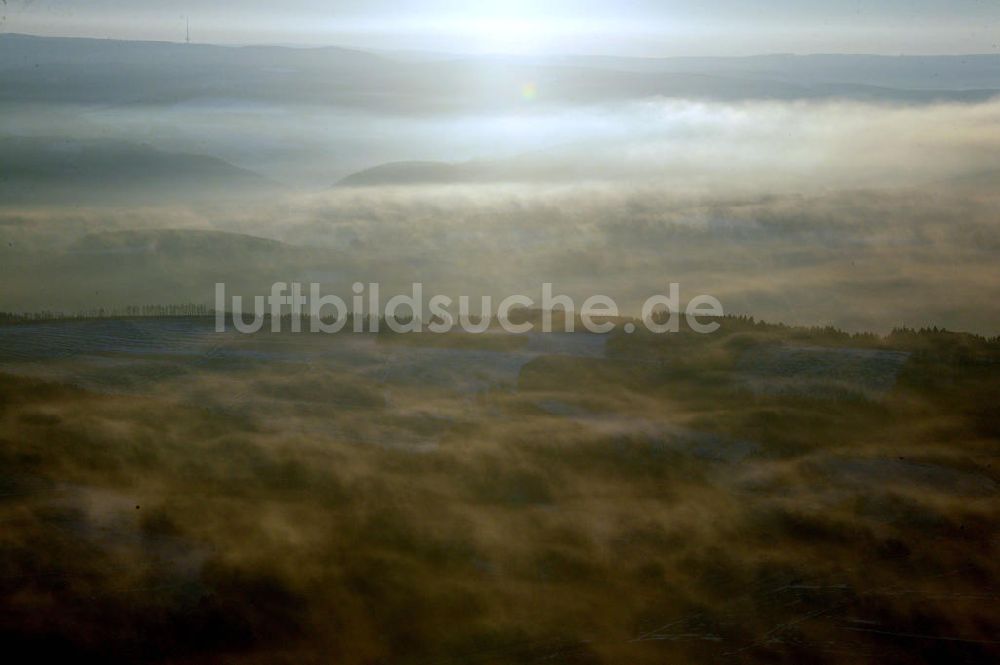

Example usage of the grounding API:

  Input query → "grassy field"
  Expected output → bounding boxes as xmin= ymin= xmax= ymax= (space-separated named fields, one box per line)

xmin=0 ymin=317 xmax=997 ymax=663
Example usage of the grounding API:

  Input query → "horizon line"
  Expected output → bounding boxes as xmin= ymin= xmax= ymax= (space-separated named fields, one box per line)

xmin=3 ymin=31 xmax=999 ymax=61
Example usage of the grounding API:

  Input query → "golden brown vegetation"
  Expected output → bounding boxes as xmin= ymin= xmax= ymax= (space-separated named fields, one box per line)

xmin=0 ymin=319 xmax=997 ymax=663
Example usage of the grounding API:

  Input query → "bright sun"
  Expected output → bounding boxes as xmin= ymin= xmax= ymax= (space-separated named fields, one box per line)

xmin=404 ymin=3 xmax=608 ymax=55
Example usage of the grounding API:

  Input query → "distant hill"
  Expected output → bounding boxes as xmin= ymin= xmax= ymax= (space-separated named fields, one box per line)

xmin=0 ymin=136 xmax=280 ymax=204
xmin=335 ymin=156 xmax=585 ymax=187
xmin=69 ymin=229 xmax=291 ymax=257
xmin=336 ymin=160 xmax=500 ymax=186
xmin=334 ymin=146 xmax=641 ymax=186
xmin=335 ymin=143 xmax=615 ymax=187
xmin=496 ymin=53 xmax=1000 ymax=91
xmin=2 ymin=33 xmax=997 ymax=111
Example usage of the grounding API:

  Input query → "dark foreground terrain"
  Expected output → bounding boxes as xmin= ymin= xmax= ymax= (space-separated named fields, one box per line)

xmin=0 ymin=316 xmax=997 ymax=663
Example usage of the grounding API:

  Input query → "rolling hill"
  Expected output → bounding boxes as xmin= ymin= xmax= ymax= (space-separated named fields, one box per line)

xmin=0 ymin=136 xmax=280 ymax=204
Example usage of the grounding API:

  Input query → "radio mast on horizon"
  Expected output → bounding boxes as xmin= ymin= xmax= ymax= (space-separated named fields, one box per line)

xmin=185 ymin=17 xmax=190 ymax=44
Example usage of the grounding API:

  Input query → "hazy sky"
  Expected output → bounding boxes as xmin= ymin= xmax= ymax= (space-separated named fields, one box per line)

xmin=2 ymin=0 xmax=998 ymax=56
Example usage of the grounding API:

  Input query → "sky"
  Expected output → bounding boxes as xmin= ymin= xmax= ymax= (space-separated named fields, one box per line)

xmin=1 ymin=0 xmax=998 ymax=56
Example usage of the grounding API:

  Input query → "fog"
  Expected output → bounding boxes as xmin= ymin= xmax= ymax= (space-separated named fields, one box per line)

xmin=3 ymin=89 xmax=1000 ymax=334
xmin=4 ymin=93 xmax=1000 ymax=189
xmin=2 ymin=35 xmax=1000 ymax=334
